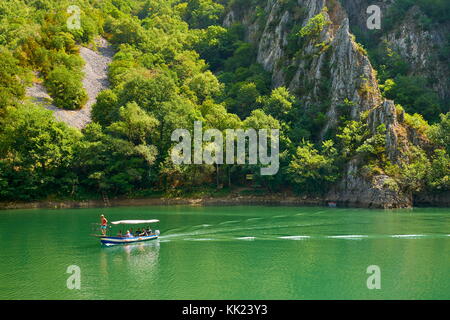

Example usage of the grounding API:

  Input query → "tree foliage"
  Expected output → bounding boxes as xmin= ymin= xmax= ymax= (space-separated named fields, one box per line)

xmin=0 ymin=0 xmax=448 ymax=201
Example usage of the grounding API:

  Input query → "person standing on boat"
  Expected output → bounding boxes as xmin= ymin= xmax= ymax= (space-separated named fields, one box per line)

xmin=100 ymin=214 xmax=108 ymax=235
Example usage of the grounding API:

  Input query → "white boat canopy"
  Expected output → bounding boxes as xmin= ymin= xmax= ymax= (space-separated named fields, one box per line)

xmin=111 ymin=219 xmax=160 ymax=225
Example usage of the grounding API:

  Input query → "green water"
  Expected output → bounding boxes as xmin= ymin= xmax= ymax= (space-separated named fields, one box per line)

xmin=0 ymin=205 xmax=449 ymax=300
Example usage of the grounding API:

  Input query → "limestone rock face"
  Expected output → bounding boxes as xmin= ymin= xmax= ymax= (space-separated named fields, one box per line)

xmin=324 ymin=16 xmax=382 ymax=135
xmin=327 ymin=159 xmax=412 ymax=209
xmin=382 ymin=6 xmax=450 ymax=101
xmin=225 ymin=0 xmax=383 ymax=133
xmin=368 ymin=99 xmax=400 ymax=162
xmin=223 ymin=0 xmax=427 ymax=208
xmin=339 ymin=0 xmax=393 ymax=33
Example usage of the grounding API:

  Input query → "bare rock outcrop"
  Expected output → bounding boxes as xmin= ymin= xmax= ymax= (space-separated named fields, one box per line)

xmin=382 ymin=6 xmax=450 ymax=101
xmin=341 ymin=0 xmax=450 ymax=102
xmin=327 ymin=159 xmax=412 ymax=209
xmin=223 ymin=0 xmax=424 ymax=208
xmin=224 ymin=0 xmax=383 ymax=134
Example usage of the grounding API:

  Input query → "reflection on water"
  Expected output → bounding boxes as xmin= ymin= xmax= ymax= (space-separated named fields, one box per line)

xmin=100 ymin=240 xmax=160 ymax=262
xmin=98 ymin=241 xmax=160 ymax=290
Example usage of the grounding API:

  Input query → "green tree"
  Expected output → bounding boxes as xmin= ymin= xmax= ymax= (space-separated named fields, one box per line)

xmin=298 ymin=8 xmax=331 ymax=38
xmin=45 ymin=66 xmax=88 ymax=110
xmin=257 ymin=87 xmax=295 ymax=121
xmin=398 ymin=146 xmax=430 ymax=193
xmin=336 ymin=120 xmax=370 ymax=158
xmin=427 ymin=149 xmax=450 ymax=191
xmin=92 ymin=89 xmax=120 ymax=127
xmin=187 ymin=70 xmax=223 ymax=103
xmin=0 ymin=104 xmax=80 ymax=199
xmin=75 ymin=123 xmax=152 ymax=195
xmin=0 ymin=47 xmax=27 ymax=109
xmin=118 ymin=72 xmax=178 ymax=113
xmin=108 ymin=102 xmax=160 ymax=145
xmin=194 ymin=25 xmax=240 ymax=71
xmin=384 ymin=76 xmax=443 ymax=122
xmin=287 ymin=140 xmax=339 ymax=194
xmin=356 ymin=124 xmax=387 ymax=161
xmin=429 ymin=113 xmax=450 ymax=154
xmin=183 ymin=0 xmax=224 ymax=29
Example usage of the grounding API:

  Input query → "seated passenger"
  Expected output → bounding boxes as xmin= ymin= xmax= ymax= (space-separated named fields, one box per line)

xmin=125 ymin=230 xmax=132 ymax=237
xmin=135 ymin=228 xmax=141 ymax=236
xmin=117 ymin=230 xmax=122 ymax=237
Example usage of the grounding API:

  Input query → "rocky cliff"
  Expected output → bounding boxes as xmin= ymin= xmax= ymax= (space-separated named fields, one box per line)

xmin=381 ymin=5 xmax=449 ymax=101
xmin=341 ymin=0 xmax=450 ymax=101
xmin=223 ymin=0 xmax=434 ymax=208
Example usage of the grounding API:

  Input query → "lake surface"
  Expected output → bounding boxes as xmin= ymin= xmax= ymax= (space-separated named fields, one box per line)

xmin=0 ymin=205 xmax=449 ymax=299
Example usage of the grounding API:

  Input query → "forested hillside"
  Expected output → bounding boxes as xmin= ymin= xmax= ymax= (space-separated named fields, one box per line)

xmin=0 ymin=0 xmax=448 ymax=208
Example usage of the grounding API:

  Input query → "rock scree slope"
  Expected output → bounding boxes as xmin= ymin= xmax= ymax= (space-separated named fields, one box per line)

xmin=26 ymin=37 xmax=114 ymax=129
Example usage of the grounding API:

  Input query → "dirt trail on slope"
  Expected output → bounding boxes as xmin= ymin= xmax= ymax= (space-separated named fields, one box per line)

xmin=26 ymin=37 xmax=114 ymax=129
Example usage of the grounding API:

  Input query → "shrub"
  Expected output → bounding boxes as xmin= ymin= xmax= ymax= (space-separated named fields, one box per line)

xmin=287 ymin=140 xmax=339 ymax=194
xmin=0 ymin=47 xmax=27 ymax=108
xmin=91 ymin=89 xmax=119 ymax=127
xmin=298 ymin=8 xmax=331 ymax=38
xmin=45 ymin=66 xmax=88 ymax=110
xmin=404 ymin=112 xmax=430 ymax=135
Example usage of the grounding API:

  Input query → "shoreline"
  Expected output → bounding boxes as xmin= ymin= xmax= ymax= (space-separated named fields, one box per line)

xmin=0 ymin=193 xmax=448 ymax=210
xmin=0 ymin=195 xmax=325 ymax=210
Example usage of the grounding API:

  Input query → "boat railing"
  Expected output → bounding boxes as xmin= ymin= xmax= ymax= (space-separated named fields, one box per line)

xmin=112 ymin=230 xmax=159 ymax=238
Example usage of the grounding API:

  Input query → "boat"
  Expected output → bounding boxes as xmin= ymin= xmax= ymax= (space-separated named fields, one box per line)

xmin=95 ymin=219 xmax=160 ymax=245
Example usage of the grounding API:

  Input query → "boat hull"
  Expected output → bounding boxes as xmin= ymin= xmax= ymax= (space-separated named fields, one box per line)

xmin=100 ymin=235 xmax=158 ymax=245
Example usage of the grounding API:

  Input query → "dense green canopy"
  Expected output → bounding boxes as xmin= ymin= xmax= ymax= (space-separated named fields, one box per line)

xmin=0 ymin=0 xmax=448 ymax=201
